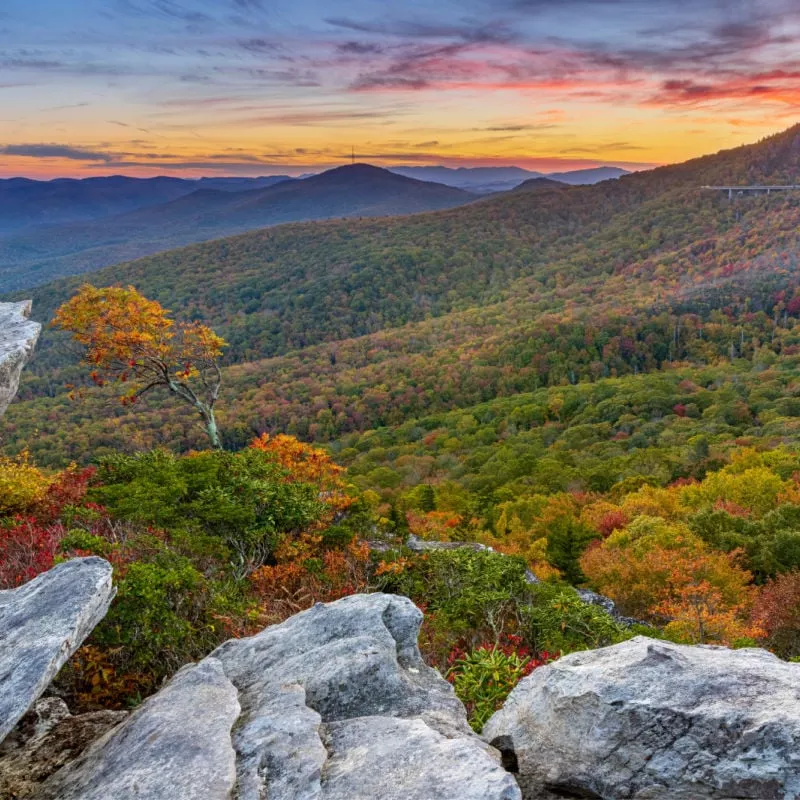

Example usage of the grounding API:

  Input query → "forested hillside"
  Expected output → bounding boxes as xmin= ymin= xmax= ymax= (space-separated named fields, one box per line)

xmin=6 ymin=126 xmax=800 ymax=466
xmin=2 ymin=125 xmax=799 ymax=459
xmin=4 ymin=124 xmax=800 ymax=732
xmin=14 ymin=124 xmax=799 ymax=365
xmin=0 ymin=165 xmax=473 ymax=291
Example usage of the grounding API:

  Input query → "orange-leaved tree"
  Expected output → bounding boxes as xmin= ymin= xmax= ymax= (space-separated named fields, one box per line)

xmin=580 ymin=517 xmax=758 ymax=644
xmin=54 ymin=284 xmax=227 ymax=448
xmin=250 ymin=433 xmax=353 ymax=518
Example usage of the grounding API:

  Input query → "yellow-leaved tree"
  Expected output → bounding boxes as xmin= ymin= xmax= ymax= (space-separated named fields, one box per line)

xmin=54 ymin=284 xmax=227 ymax=448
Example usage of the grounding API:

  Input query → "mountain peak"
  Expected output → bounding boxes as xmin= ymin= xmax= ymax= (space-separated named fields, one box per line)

xmin=315 ymin=163 xmax=393 ymax=179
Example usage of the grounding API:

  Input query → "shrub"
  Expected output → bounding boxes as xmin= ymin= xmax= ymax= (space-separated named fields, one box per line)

xmin=447 ymin=639 xmax=553 ymax=732
xmin=59 ymin=528 xmax=112 ymax=557
xmin=522 ymin=583 xmax=631 ymax=653
xmin=0 ymin=519 xmax=65 ymax=588
xmin=0 ymin=452 xmax=50 ymax=516
xmin=250 ymin=535 xmax=371 ymax=623
xmin=92 ymin=447 xmax=326 ymax=577
xmin=90 ymin=554 xmax=214 ymax=688
xmin=751 ymin=571 xmax=800 ymax=659
xmin=380 ymin=548 xmax=534 ymax=645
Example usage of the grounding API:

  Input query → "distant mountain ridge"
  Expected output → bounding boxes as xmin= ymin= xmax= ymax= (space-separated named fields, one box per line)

xmin=0 ymin=164 xmax=629 ymax=242
xmin=0 ymin=164 xmax=474 ymax=291
xmin=390 ymin=165 xmax=630 ymax=193
xmin=546 ymin=167 xmax=630 ymax=185
xmin=0 ymin=174 xmax=293 ymax=234
xmin=510 ymin=177 xmax=569 ymax=193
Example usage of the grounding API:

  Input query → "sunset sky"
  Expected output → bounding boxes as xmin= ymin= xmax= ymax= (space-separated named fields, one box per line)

xmin=1 ymin=0 xmax=799 ymax=178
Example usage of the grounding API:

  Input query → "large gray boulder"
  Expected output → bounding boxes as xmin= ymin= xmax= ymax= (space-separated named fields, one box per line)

xmin=0 ymin=300 xmax=40 ymax=417
xmin=38 ymin=593 xmax=520 ymax=800
xmin=212 ymin=592 xmax=520 ymax=800
xmin=0 ymin=557 xmax=115 ymax=744
xmin=484 ymin=636 xmax=800 ymax=800
xmin=321 ymin=715 xmax=518 ymax=800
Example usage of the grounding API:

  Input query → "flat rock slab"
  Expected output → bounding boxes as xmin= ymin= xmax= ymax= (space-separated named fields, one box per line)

xmin=0 ymin=300 xmax=40 ymax=417
xmin=33 ymin=658 xmax=239 ymax=800
xmin=0 ymin=557 xmax=115 ymax=743
xmin=484 ymin=635 xmax=800 ymax=799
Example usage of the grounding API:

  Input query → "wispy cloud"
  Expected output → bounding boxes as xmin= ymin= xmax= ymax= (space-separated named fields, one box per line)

xmin=0 ymin=0 xmax=797 ymax=177
xmin=1 ymin=144 xmax=116 ymax=162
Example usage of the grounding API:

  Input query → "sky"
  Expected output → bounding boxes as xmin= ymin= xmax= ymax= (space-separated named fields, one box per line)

xmin=0 ymin=0 xmax=799 ymax=178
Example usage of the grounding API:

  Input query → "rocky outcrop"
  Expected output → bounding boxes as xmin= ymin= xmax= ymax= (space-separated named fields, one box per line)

xmin=0 ymin=300 xmax=40 ymax=417
xmin=0 ymin=558 xmax=115 ymax=743
xmin=576 ymin=588 xmax=643 ymax=626
xmin=484 ymin=636 xmax=800 ymax=800
xmin=404 ymin=535 xmax=542 ymax=585
xmin=406 ymin=534 xmax=491 ymax=553
xmin=213 ymin=593 xmax=519 ymax=800
xmin=9 ymin=559 xmax=798 ymax=800
xmin=35 ymin=593 xmax=520 ymax=800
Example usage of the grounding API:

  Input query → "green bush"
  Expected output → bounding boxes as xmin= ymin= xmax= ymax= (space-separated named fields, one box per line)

xmin=447 ymin=646 xmax=531 ymax=732
xmin=59 ymin=529 xmax=112 ymax=557
xmin=92 ymin=448 xmax=324 ymax=576
xmin=380 ymin=549 xmax=534 ymax=643
xmin=522 ymin=584 xmax=632 ymax=653
xmin=92 ymin=551 xmax=213 ymax=682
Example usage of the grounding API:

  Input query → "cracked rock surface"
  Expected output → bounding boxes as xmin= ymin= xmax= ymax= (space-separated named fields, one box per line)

xmin=212 ymin=592 xmax=520 ymax=800
xmin=483 ymin=635 xmax=800 ymax=800
xmin=0 ymin=300 xmax=40 ymax=417
xmin=36 ymin=593 xmax=520 ymax=800
xmin=0 ymin=557 xmax=115 ymax=744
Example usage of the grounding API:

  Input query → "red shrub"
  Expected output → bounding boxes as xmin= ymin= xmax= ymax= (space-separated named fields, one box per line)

xmin=0 ymin=518 xmax=66 ymax=588
xmin=35 ymin=465 xmax=96 ymax=522
xmin=597 ymin=510 xmax=629 ymax=537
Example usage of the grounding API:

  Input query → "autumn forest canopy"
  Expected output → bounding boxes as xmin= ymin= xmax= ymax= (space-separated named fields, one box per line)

xmin=3 ymin=124 xmax=800 ymax=725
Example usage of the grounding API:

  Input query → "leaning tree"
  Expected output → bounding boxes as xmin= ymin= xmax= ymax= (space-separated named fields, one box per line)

xmin=54 ymin=284 xmax=227 ymax=448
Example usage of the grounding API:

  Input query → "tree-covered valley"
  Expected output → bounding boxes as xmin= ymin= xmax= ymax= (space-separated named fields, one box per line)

xmin=3 ymin=124 xmax=800 ymax=730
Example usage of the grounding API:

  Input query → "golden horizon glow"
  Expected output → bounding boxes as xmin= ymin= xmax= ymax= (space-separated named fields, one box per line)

xmin=1 ymin=1 xmax=798 ymax=179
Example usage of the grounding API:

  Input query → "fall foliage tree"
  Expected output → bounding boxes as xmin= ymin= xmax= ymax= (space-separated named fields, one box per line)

xmin=250 ymin=433 xmax=353 ymax=518
xmin=54 ymin=284 xmax=227 ymax=448
xmin=751 ymin=571 xmax=800 ymax=658
xmin=580 ymin=517 xmax=757 ymax=644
